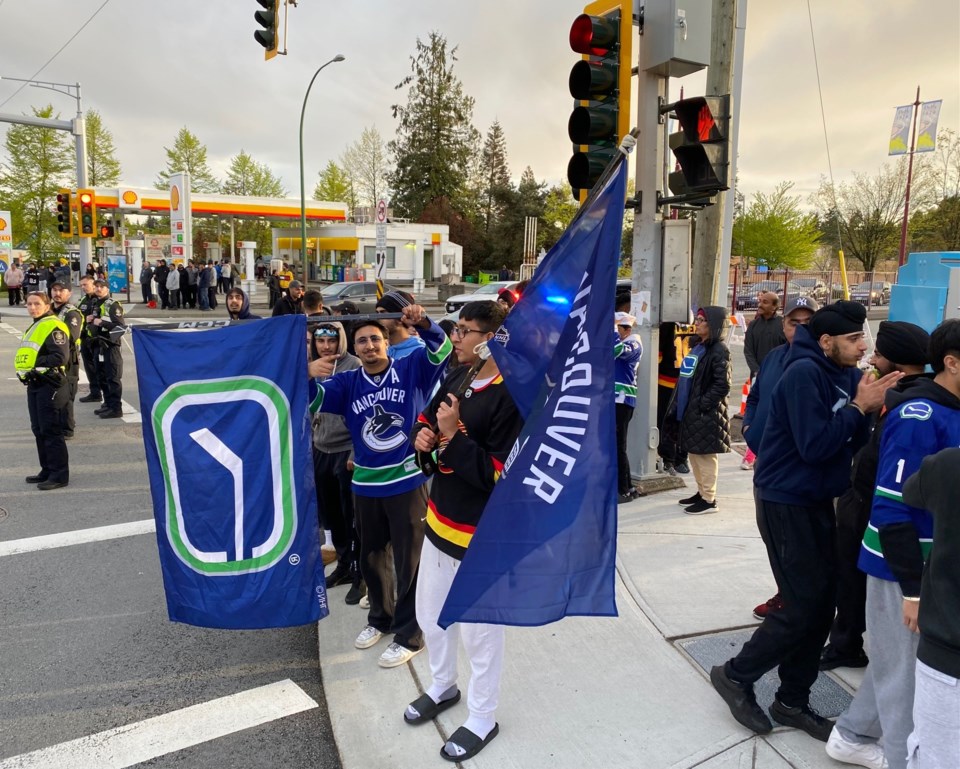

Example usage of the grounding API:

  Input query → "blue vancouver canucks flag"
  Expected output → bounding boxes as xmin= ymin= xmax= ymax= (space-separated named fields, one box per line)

xmin=438 ymin=158 xmax=627 ymax=628
xmin=133 ymin=315 xmax=328 ymax=629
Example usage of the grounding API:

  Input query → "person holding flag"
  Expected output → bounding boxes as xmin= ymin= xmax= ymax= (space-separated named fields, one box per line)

xmin=308 ymin=303 xmax=451 ymax=668
xmin=403 ymin=300 xmax=522 ymax=762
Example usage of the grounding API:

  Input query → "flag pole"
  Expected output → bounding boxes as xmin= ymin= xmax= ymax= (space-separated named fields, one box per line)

xmin=897 ymin=86 xmax=921 ymax=267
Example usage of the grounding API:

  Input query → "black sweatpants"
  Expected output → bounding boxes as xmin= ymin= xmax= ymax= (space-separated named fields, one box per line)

xmin=313 ymin=448 xmax=358 ymax=568
xmin=828 ymin=487 xmax=869 ymax=655
xmin=60 ymin=370 xmax=78 ymax=435
xmin=729 ymin=498 xmax=837 ymax=706
xmin=616 ymin=403 xmax=634 ymax=494
xmin=354 ymin=485 xmax=427 ymax=650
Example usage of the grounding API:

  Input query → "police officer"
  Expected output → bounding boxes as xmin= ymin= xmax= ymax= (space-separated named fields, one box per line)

xmin=90 ymin=279 xmax=126 ymax=418
xmin=76 ymin=275 xmax=102 ymax=405
xmin=50 ymin=281 xmax=83 ymax=439
xmin=16 ymin=291 xmax=70 ymax=490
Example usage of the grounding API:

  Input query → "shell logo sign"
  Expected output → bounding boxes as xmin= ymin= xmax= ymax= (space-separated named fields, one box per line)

xmin=0 ymin=219 xmax=6 ymax=230
xmin=171 ymin=185 xmax=180 ymax=212
xmin=122 ymin=190 xmax=138 ymax=204
xmin=118 ymin=189 xmax=141 ymax=209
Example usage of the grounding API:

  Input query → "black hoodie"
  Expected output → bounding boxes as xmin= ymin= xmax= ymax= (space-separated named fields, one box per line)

xmin=227 ymin=289 xmax=261 ymax=320
xmin=754 ymin=323 xmax=870 ymax=504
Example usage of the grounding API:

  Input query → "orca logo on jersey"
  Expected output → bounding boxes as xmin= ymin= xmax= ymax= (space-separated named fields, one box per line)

xmin=901 ymin=401 xmax=933 ymax=421
xmin=361 ymin=404 xmax=407 ymax=452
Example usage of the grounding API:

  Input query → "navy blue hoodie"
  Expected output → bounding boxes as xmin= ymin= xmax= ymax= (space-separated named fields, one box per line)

xmin=754 ymin=324 xmax=870 ymax=505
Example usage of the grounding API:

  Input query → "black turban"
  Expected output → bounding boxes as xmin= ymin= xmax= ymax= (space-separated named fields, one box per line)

xmin=875 ymin=321 xmax=930 ymax=365
xmin=375 ymin=290 xmax=414 ymax=314
xmin=807 ymin=300 xmax=867 ymax=340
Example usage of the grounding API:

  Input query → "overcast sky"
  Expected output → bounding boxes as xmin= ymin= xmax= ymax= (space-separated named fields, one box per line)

xmin=1 ymin=0 xmax=957 ymax=206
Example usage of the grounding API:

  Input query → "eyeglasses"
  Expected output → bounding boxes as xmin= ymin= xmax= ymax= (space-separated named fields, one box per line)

xmin=694 ymin=317 xmax=707 ymax=324
xmin=355 ymin=335 xmax=384 ymax=346
xmin=452 ymin=326 xmax=484 ymax=338
xmin=313 ymin=327 xmax=338 ymax=338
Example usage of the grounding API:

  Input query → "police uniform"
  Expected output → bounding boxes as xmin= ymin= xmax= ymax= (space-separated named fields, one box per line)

xmin=93 ymin=292 xmax=126 ymax=417
xmin=15 ymin=311 xmax=70 ymax=488
xmin=53 ymin=299 xmax=83 ymax=437
xmin=77 ymin=289 xmax=102 ymax=402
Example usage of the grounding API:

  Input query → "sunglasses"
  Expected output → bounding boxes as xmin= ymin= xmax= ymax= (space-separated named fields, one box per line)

xmin=313 ymin=327 xmax=339 ymax=338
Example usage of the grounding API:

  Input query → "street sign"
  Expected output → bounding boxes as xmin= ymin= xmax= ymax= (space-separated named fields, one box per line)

xmin=375 ymin=198 xmax=387 ymax=289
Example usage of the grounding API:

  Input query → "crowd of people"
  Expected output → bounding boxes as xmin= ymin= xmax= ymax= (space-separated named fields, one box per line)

xmin=138 ymin=258 xmax=235 ymax=311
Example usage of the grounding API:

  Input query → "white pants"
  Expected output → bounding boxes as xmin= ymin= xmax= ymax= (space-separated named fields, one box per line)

xmin=907 ymin=660 xmax=960 ymax=769
xmin=416 ymin=537 xmax=505 ymax=721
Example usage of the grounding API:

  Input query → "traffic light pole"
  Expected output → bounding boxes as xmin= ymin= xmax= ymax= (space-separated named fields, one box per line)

xmin=628 ymin=61 xmax=667 ymax=478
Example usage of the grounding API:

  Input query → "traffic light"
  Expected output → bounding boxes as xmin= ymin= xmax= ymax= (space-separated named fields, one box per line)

xmin=254 ymin=0 xmax=280 ymax=61
xmin=56 ymin=190 xmax=73 ymax=237
xmin=567 ymin=0 xmax=633 ymax=202
xmin=665 ymin=95 xmax=731 ymax=199
xmin=77 ymin=189 xmax=96 ymax=237
xmin=99 ymin=224 xmax=115 ymax=238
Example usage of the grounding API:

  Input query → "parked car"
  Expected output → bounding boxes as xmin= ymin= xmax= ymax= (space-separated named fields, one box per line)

xmin=850 ymin=281 xmax=891 ymax=306
xmin=318 ymin=281 xmax=398 ymax=313
xmin=444 ymin=281 xmax=519 ymax=314
xmin=736 ymin=280 xmax=808 ymax=311
xmin=792 ymin=277 xmax=828 ymax=303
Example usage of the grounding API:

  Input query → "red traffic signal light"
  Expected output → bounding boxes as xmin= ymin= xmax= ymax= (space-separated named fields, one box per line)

xmin=666 ymin=95 xmax=731 ymax=198
xmin=56 ymin=190 xmax=73 ymax=236
xmin=99 ymin=225 xmax=115 ymax=238
xmin=566 ymin=1 xmax=633 ymax=201
xmin=77 ymin=189 xmax=96 ymax=237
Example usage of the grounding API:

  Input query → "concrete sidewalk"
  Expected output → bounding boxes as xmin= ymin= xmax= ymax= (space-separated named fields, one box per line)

xmin=317 ymin=448 xmax=862 ymax=769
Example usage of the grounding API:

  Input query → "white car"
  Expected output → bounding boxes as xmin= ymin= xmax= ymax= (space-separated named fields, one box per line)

xmin=444 ymin=281 xmax=519 ymax=314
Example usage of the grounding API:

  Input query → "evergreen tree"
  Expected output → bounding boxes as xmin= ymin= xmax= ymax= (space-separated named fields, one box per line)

xmin=341 ymin=126 xmax=391 ymax=212
xmin=388 ymin=32 xmax=481 ymax=219
xmin=478 ymin=120 xmax=511 ymax=231
xmin=0 ymin=105 xmax=73 ymax=261
xmin=313 ymin=160 xmax=355 ymax=209
xmin=84 ymin=110 xmax=121 ymax=187
xmin=541 ymin=182 xmax=580 ymax=251
xmin=222 ymin=150 xmax=286 ymax=258
xmin=155 ymin=127 xmax=220 ymax=192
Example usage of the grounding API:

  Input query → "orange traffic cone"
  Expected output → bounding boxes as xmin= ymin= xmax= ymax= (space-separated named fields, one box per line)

xmin=740 ymin=378 xmax=750 ymax=416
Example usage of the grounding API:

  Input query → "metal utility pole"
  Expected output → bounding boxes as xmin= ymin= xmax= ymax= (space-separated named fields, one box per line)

xmin=0 ymin=77 xmax=90 ymax=271
xmin=689 ymin=0 xmax=741 ymax=307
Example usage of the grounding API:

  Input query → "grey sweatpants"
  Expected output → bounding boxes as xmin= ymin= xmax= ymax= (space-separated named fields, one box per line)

xmin=837 ymin=575 xmax=919 ymax=769
xmin=907 ymin=660 xmax=960 ymax=768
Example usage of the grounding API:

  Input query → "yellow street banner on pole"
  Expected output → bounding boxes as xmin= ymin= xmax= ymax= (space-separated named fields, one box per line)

xmin=888 ymin=105 xmax=913 ymax=155
xmin=916 ymin=100 xmax=942 ymax=152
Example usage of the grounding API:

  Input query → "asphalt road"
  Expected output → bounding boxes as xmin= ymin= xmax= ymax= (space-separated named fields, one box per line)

xmin=0 ymin=310 xmax=341 ymax=769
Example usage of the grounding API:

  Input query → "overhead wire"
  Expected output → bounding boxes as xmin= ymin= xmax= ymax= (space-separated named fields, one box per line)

xmin=0 ymin=0 xmax=112 ymax=110
xmin=806 ymin=0 xmax=844 ymax=252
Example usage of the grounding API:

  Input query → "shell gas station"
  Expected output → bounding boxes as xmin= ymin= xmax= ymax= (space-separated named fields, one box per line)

xmin=85 ymin=186 xmax=463 ymax=295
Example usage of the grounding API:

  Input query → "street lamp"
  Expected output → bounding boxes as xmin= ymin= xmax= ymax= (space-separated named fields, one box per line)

xmin=299 ymin=54 xmax=345 ymax=286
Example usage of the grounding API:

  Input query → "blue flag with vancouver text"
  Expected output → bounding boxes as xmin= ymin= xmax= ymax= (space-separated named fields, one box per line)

xmin=438 ymin=159 xmax=627 ymax=628
xmin=133 ymin=315 xmax=328 ymax=629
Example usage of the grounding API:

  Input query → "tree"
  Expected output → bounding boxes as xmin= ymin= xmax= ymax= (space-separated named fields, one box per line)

xmin=221 ymin=150 xmax=286 ymax=257
xmin=910 ymin=196 xmax=960 ymax=253
xmin=155 ymin=127 xmax=220 ymax=192
xmin=929 ymin=128 xmax=960 ymax=199
xmin=0 ymin=105 xmax=74 ymax=261
xmin=341 ymin=125 xmax=391 ymax=212
xmin=477 ymin=120 xmax=511 ymax=232
xmin=540 ymin=183 xmax=579 ymax=251
xmin=84 ymin=110 xmax=121 ymax=187
xmin=313 ymin=160 xmax=355 ymax=209
xmin=223 ymin=150 xmax=285 ymax=197
xmin=388 ymin=32 xmax=481 ymax=220
xmin=733 ymin=181 xmax=822 ymax=270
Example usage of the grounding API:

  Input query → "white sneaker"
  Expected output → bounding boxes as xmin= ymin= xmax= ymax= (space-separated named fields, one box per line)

xmin=826 ymin=727 xmax=888 ymax=769
xmin=740 ymin=458 xmax=754 ymax=470
xmin=354 ymin=625 xmax=383 ymax=650
xmin=378 ymin=642 xmax=423 ymax=668
xmin=359 ymin=594 xmax=370 ymax=609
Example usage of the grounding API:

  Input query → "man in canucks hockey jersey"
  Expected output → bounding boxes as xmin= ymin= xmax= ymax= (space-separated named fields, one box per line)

xmin=827 ymin=319 xmax=960 ymax=769
xmin=309 ymin=303 xmax=452 ymax=669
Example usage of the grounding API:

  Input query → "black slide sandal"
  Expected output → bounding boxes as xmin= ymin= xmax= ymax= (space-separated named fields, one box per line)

xmin=440 ymin=723 xmax=500 ymax=762
xmin=403 ymin=690 xmax=462 ymax=725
